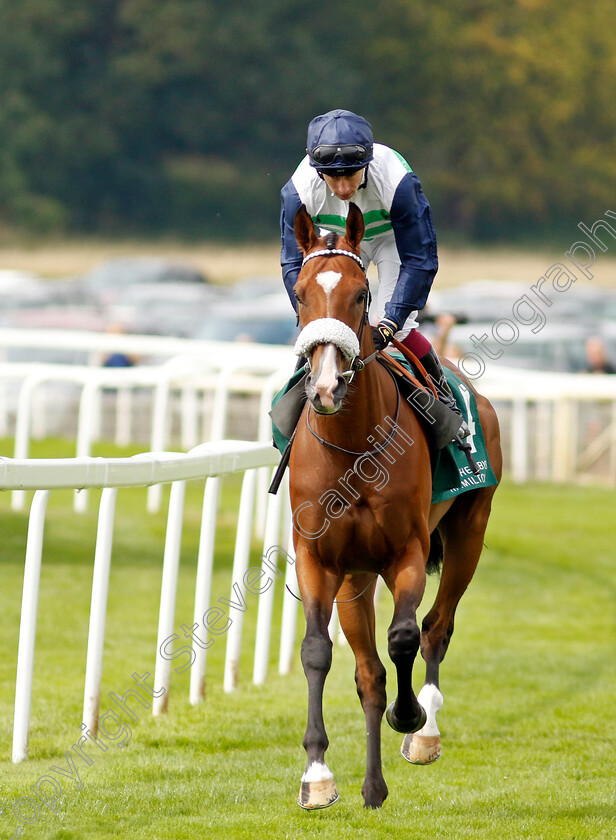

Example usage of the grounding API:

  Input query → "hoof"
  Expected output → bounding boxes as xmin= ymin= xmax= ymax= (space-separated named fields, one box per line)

xmin=401 ymin=732 xmax=442 ymax=765
xmin=362 ymin=781 xmax=388 ymax=809
xmin=298 ymin=778 xmax=339 ymax=809
xmin=386 ymin=700 xmax=427 ymax=734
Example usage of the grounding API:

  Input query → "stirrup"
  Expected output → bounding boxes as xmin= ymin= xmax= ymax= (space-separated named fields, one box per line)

xmin=458 ymin=417 xmax=471 ymax=438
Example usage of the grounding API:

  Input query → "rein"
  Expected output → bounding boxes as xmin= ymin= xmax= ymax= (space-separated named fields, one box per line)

xmin=380 ymin=339 xmax=439 ymax=399
xmin=305 ymin=363 xmax=401 ymax=457
xmin=299 ymin=242 xmax=405 ymax=458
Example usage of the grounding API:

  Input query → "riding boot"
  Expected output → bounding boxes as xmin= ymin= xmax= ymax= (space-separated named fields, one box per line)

xmin=268 ymin=358 xmax=309 ymax=494
xmin=419 ymin=348 xmax=471 ymax=439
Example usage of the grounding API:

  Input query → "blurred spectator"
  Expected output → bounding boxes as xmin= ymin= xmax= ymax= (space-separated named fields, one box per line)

xmin=583 ymin=336 xmax=616 ymax=374
xmin=432 ymin=312 xmax=462 ymax=358
xmin=419 ymin=310 xmax=462 ymax=359
xmin=101 ymin=323 xmax=138 ymax=367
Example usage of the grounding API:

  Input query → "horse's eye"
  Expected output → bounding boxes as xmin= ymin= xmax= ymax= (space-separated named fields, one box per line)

xmin=356 ymin=291 xmax=367 ymax=305
xmin=294 ymin=291 xmax=303 ymax=306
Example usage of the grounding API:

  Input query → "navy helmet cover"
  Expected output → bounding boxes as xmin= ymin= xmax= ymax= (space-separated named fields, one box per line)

xmin=306 ymin=109 xmax=374 ymax=174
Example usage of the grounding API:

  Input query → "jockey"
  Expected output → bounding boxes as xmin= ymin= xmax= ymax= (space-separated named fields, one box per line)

xmin=280 ymin=108 xmax=468 ymax=438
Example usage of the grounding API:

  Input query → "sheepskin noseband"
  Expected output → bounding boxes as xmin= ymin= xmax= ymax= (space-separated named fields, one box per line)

xmin=294 ymin=318 xmax=360 ymax=361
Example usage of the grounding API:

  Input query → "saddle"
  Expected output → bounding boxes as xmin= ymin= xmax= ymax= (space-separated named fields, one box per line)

xmin=268 ymin=345 xmax=479 ymax=494
xmin=376 ymin=343 xmax=462 ymax=452
xmin=379 ymin=341 xmax=482 ymax=476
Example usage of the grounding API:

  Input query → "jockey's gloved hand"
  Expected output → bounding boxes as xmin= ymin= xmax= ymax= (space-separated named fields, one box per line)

xmin=371 ymin=318 xmax=399 ymax=351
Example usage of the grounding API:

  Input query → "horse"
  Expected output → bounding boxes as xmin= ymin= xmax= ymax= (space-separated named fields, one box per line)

xmin=287 ymin=202 xmax=502 ymax=810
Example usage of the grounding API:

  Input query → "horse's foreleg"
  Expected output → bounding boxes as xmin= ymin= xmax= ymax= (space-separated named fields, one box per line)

xmin=383 ymin=543 xmax=428 ymax=735
xmin=400 ymin=683 xmax=444 ymax=765
xmin=337 ymin=575 xmax=388 ymax=809
xmin=297 ymin=557 xmax=342 ymax=809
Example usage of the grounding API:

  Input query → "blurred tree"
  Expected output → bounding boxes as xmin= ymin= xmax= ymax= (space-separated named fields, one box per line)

xmin=355 ymin=0 xmax=616 ymax=239
xmin=0 ymin=0 xmax=614 ymax=241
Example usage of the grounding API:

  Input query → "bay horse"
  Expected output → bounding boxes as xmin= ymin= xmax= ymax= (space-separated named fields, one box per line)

xmin=288 ymin=202 xmax=502 ymax=809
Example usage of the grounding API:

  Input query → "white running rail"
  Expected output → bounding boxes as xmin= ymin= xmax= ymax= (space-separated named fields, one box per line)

xmin=1 ymin=440 xmax=304 ymax=763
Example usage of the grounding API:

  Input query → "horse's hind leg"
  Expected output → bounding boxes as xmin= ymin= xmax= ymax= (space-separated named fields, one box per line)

xmin=402 ymin=488 xmax=496 ymax=765
xmin=297 ymin=554 xmax=342 ymax=809
xmin=337 ymin=575 xmax=388 ymax=809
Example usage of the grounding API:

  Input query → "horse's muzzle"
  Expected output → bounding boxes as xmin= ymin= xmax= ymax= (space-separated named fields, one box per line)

xmin=305 ymin=370 xmax=347 ymax=414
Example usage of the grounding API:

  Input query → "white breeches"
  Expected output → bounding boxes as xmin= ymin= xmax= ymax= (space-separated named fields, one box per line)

xmin=359 ymin=234 xmax=419 ymax=339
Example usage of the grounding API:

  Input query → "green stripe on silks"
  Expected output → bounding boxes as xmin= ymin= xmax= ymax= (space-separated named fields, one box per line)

xmin=392 ymin=150 xmax=413 ymax=172
xmin=363 ymin=223 xmax=393 ymax=240
xmin=311 ymin=214 xmax=346 ymax=231
xmin=363 ymin=209 xmax=391 ymax=224
xmin=269 ymin=365 xmax=498 ymax=504
xmin=311 ymin=210 xmax=392 ymax=241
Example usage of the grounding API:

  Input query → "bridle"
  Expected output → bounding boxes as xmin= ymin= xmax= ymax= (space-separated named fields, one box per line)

xmin=299 ymin=243 xmax=402 ymax=458
xmin=300 ymin=246 xmax=377 ymax=384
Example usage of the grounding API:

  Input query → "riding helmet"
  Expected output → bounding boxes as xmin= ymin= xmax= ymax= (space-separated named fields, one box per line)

xmin=306 ymin=109 xmax=374 ymax=175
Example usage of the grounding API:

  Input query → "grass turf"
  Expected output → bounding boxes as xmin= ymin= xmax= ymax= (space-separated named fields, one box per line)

xmin=0 ymin=440 xmax=614 ymax=839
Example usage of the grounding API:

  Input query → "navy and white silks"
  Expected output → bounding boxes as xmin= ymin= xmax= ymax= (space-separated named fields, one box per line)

xmin=280 ymin=143 xmax=438 ymax=337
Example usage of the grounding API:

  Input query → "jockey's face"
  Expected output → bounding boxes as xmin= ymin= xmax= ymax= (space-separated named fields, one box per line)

xmin=322 ymin=168 xmax=365 ymax=201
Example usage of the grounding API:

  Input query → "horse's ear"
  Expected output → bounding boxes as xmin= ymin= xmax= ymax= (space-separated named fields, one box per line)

xmin=346 ymin=202 xmax=365 ymax=251
xmin=294 ymin=205 xmax=318 ymax=255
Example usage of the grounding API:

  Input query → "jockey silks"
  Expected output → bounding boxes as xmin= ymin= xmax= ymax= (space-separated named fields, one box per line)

xmin=280 ymin=143 xmax=438 ymax=329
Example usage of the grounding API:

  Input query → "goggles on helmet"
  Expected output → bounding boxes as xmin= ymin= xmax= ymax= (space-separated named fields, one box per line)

xmin=308 ymin=143 xmax=372 ymax=168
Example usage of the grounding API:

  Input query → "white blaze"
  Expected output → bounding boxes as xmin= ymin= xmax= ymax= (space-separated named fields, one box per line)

xmin=316 ymin=271 xmax=342 ymax=314
xmin=314 ymin=344 xmax=340 ymax=408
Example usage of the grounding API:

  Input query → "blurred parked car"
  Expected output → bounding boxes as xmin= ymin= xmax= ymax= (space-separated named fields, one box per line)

xmin=430 ymin=280 xmax=606 ymax=325
xmin=105 ymin=282 xmax=225 ymax=337
xmin=231 ymin=276 xmax=283 ymax=300
xmin=0 ymin=269 xmax=60 ymax=311
xmin=192 ymin=291 xmax=298 ymax=346
xmin=71 ymin=257 xmax=210 ymax=306
xmin=1 ymin=305 xmax=109 ymax=332
xmin=445 ymin=320 xmax=611 ymax=373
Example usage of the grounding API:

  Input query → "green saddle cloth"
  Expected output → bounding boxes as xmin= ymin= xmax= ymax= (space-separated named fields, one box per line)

xmin=270 ymin=361 xmax=498 ymax=505
xmin=430 ymin=367 xmax=498 ymax=503
xmin=270 ymin=366 xmax=308 ymax=453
